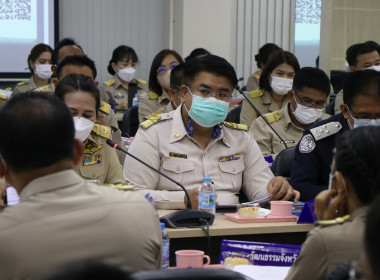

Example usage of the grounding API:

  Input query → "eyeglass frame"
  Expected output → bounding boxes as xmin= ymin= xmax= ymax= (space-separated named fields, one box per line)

xmin=292 ymin=90 xmax=327 ymax=110
xmin=347 ymin=106 xmax=380 ymax=120
xmin=157 ymin=62 xmax=178 ymax=73
xmin=187 ymin=85 xmax=232 ymax=102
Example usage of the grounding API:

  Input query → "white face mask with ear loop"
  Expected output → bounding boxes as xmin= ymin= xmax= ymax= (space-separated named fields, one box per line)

xmin=73 ymin=117 xmax=95 ymax=142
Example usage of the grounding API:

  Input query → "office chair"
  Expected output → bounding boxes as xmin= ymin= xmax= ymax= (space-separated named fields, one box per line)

xmin=270 ymin=147 xmax=296 ymax=181
xmin=121 ymin=106 xmax=139 ymax=137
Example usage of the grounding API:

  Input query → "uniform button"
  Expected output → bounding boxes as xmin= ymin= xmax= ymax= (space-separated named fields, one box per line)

xmin=176 ymin=167 xmax=180 ymax=172
xmin=325 ymin=130 xmax=329 ymax=134
xmin=319 ymin=129 xmax=323 ymax=133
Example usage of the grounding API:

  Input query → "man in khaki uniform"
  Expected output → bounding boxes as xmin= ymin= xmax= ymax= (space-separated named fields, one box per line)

xmin=124 ymin=55 xmax=299 ymax=209
xmin=0 ymin=93 xmax=162 ymax=279
xmin=333 ymin=41 xmax=380 ymax=114
xmin=99 ymin=75 xmax=148 ymax=111
xmin=250 ymin=67 xmax=331 ymax=158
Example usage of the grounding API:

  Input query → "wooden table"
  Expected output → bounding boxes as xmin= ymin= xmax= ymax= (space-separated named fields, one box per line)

xmin=158 ymin=210 xmax=313 ymax=265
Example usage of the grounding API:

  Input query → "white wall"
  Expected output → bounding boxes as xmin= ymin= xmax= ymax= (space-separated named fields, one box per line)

xmin=172 ymin=0 xmax=237 ymax=66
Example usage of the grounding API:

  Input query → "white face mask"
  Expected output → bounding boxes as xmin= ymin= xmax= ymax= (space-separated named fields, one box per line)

xmin=73 ymin=117 xmax=95 ymax=142
xmin=117 ymin=67 xmax=136 ymax=83
xmin=34 ymin=64 xmax=53 ymax=80
xmin=365 ymin=65 xmax=380 ymax=72
xmin=270 ymin=75 xmax=293 ymax=95
xmin=292 ymin=95 xmax=323 ymax=125
xmin=157 ymin=70 xmax=171 ymax=90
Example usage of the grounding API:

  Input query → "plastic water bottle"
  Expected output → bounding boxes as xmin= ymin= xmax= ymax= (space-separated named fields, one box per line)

xmin=160 ymin=222 xmax=170 ymax=270
xmin=198 ymin=177 xmax=216 ymax=214
xmin=132 ymin=93 xmax=139 ymax=107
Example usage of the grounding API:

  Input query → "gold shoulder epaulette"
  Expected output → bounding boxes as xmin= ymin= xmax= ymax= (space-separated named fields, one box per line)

xmin=104 ymin=78 xmax=115 ymax=87
xmin=148 ymin=92 xmax=159 ymax=100
xmin=223 ymin=122 xmax=248 ymax=131
xmin=33 ymin=83 xmax=55 ymax=93
xmin=92 ymin=124 xmax=111 ymax=139
xmin=104 ymin=184 xmax=134 ymax=191
xmin=140 ymin=113 xmax=162 ymax=129
xmin=0 ymin=93 xmax=7 ymax=100
xmin=263 ymin=111 xmax=282 ymax=124
xmin=317 ymin=215 xmax=350 ymax=227
xmin=99 ymin=101 xmax=111 ymax=114
xmin=136 ymin=78 xmax=147 ymax=85
xmin=248 ymin=89 xmax=264 ymax=99
xmin=253 ymin=72 xmax=261 ymax=80
xmin=17 ymin=81 xmax=27 ymax=86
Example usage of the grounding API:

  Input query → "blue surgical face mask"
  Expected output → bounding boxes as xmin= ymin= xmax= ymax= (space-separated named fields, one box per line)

xmin=185 ymin=88 xmax=229 ymax=127
xmin=347 ymin=109 xmax=380 ymax=128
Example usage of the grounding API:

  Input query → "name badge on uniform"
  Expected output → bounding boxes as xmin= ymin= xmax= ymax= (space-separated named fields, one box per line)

xmin=83 ymin=154 xmax=102 ymax=166
xmin=169 ymin=152 xmax=187 ymax=159
xmin=219 ymin=154 xmax=241 ymax=162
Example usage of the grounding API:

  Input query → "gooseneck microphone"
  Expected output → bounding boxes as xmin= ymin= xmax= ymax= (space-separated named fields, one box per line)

xmin=106 ymin=139 xmax=215 ymax=228
xmin=235 ymin=85 xmax=288 ymax=149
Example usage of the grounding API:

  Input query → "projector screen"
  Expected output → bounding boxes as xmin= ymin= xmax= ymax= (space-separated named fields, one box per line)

xmin=0 ymin=0 xmax=58 ymax=80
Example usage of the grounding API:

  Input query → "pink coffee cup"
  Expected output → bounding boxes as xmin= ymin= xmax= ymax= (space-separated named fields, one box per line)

xmin=175 ymin=250 xmax=210 ymax=268
xmin=270 ymin=201 xmax=293 ymax=217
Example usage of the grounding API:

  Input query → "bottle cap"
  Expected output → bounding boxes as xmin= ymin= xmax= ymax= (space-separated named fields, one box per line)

xmin=202 ymin=177 xmax=212 ymax=182
xmin=160 ymin=222 xmax=165 ymax=230
xmin=135 ymin=93 xmax=140 ymax=97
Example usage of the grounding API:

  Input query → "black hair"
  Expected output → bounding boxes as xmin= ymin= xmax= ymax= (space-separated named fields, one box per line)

xmin=148 ymin=49 xmax=184 ymax=96
xmin=184 ymin=48 xmax=211 ymax=62
xmin=170 ymin=63 xmax=184 ymax=92
xmin=52 ymin=38 xmax=84 ymax=65
xmin=27 ymin=43 xmax=53 ymax=74
xmin=342 ymin=69 xmax=380 ymax=107
xmin=254 ymin=43 xmax=282 ymax=69
xmin=183 ymin=54 xmax=238 ymax=88
xmin=365 ymin=194 xmax=380 ymax=279
xmin=56 ymin=55 xmax=97 ymax=80
xmin=292 ymin=67 xmax=330 ymax=96
xmin=55 ymin=74 xmax=100 ymax=115
xmin=0 ymin=92 xmax=74 ymax=172
xmin=45 ymin=261 xmax=133 ymax=280
xmin=259 ymin=50 xmax=300 ymax=91
xmin=107 ymin=45 xmax=138 ymax=75
xmin=334 ymin=126 xmax=380 ymax=205
xmin=346 ymin=41 xmax=380 ymax=67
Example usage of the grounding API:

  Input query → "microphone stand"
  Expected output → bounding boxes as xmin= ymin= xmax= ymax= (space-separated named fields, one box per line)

xmin=235 ymin=85 xmax=288 ymax=149
xmin=106 ymin=139 xmax=215 ymax=228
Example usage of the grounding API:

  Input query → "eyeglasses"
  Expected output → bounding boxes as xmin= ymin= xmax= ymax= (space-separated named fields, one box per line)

xmin=188 ymin=86 xmax=232 ymax=102
xmin=348 ymin=107 xmax=380 ymax=120
xmin=293 ymin=91 xmax=326 ymax=109
xmin=157 ymin=62 xmax=178 ymax=73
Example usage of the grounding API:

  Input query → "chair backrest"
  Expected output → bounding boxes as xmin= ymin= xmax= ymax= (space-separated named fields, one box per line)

xmin=325 ymin=99 xmax=335 ymax=115
xmin=121 ymin=106 xmax=139 ymax=137
xmin=270 ymin=147 xmax=296 ymax=180
xmin=225 ymin=106 xmax=242 ymax=123
xmin=132 ymin=268 xmax=246 ymax=280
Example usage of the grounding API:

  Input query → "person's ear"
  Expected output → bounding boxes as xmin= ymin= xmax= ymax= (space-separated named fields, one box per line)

xmin=52 ymin=78 xmax=58 ymax=88
xmin=51 ymin=65 xmax=57 ymax=75
xmin=73 ymin=139 xmax=84 ymax=165
xmin=28 ymin=60 xmax=35 ymax=71
xmin=287 ymin=90 xmax=293 ymax=101
xmin=179 ymin=85 xmax=189 ymax=103
xmin=349 ymin=66 xmax=356 ymax=72
xmin=94 ymin=80 xmax=99 ymax=87
xmin=340 ymin=104 xmax=350 ymax=119
xmin=111 ymin=62 xmax=117 ymax=73
xmin=334 ymin=171 xmax=348 ymax=196
xmin=0 ymin=157 xmax=6 ymax=178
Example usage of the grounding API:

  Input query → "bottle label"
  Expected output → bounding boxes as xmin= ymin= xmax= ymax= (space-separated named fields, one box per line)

xmin=198 ymin=193 xmax=216 ymax=209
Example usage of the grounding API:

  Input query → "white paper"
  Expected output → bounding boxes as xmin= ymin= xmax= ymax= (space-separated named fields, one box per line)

xmin=6 ymin=186 xmax=19 ymax=206
xmin=233 ymin=265 xmax=291 ymax=280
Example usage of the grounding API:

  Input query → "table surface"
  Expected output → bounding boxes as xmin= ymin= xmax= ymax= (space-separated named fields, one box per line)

xmin=158 ymin=210 xmax=314 ymax=239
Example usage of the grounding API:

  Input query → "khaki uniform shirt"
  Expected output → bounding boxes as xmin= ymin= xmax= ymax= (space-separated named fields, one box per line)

xmin=144 ymin=101 xmax=176 ymax=120
xmin=12 ymin=77 xmax=54 ymax=95
xmin=0 ymin=170 xmax=162 ymax=279
xmin=124 ymin=106 xmax=273 ymax=209
xmin=98 ymin=75 xmax=148 ymax=112
xmin=250 ymin=105 xmax=330 ymax=157
xmin=285 ymin=207 xmax=368 ymax=280
xmin=239 ymin=89 xmax=288 ymax=127
xmin=246 ymin=70 xmax=261 ymax=91
xmin=74 ymin=125 xmax=126 ymax=185
xmin=138 ymin=90 xmax=171 ymax=123
xmin=334 ymin=90 xmax=343 ymax=115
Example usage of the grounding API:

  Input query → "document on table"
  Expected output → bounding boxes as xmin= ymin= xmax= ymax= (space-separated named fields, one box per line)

xmin=233 ymin=265 xmax=291 ymax=280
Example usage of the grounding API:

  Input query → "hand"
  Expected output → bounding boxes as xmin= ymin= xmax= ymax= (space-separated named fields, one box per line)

xmin=96 ymin=111 xmax=112 ymax=128
xmin=267 ymin=176 xmax=300 ymax=202
xmin=184 ymin=187 xmax=199 ymax=209
xmin=314 ymin=189 xmax=347 ymax=220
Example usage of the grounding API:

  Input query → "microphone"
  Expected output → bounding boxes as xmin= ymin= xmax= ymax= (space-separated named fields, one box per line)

xmin=235 ymin=85 xmax=288 ymax=149
xmin=106 ymin=139 xmax=215 ymax=228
